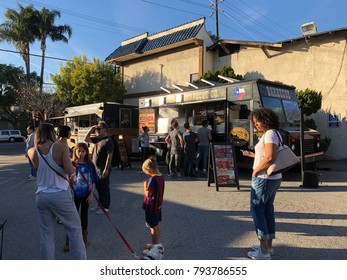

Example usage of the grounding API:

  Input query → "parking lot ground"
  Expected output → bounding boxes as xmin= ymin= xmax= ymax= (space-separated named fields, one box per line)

xmin=0 ymin=143 xmax=346 ymax=260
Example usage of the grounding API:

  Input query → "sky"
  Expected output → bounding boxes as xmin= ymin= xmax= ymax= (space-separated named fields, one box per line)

xmin=0 ymin=0 xmax=346 ymax=86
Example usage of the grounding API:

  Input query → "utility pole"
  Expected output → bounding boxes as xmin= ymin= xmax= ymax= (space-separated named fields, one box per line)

xmin=210 ymin=0 xmax=223 ymax=41
xmin=215 ymin=0 xmax=220 ymax=41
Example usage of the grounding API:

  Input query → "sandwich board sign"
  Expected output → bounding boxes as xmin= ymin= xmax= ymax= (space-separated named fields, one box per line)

xmin=207 ymin=142 xmax=239 ymax=191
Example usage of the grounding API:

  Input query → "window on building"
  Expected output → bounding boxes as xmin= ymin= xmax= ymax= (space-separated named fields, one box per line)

xmin=190 ymin=73 xmax=199 ymax=82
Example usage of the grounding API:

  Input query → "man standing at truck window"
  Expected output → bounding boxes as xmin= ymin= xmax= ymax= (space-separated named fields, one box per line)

xmin=165 ymin=121 xmax=183 ymax=178
xmin=85 ymin=121 xmax=114 ymax=214
xmin=183 ymin=122 xmax=198 ymax=177
xmin=195 ymin=120 xmax=212 ymax=175
xmin=165 ymin=118 xmax=178 ymax=175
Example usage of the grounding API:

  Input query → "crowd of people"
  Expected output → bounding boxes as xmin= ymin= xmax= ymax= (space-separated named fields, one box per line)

xmin=24 ymin=107 xmax=282 ymax=260
xmin=164 ymin=119 xmax=212 ymax=178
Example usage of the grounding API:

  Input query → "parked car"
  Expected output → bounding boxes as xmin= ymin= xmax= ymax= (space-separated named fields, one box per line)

xmin=0 ymin=130 xmax=25 ymax=142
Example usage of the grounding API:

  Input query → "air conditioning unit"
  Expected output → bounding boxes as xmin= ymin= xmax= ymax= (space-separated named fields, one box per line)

xmin=301 ymin=22 xmax=317 ymax=36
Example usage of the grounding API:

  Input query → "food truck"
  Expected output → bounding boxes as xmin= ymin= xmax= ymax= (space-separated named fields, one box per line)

xmin=50 ymin=102 xmax=139 ymax=157
xmin=138 ymin=78 xmax=323 ymax=167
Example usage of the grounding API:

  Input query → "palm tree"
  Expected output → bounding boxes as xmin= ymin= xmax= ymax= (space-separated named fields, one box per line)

xmin=36 ymin=7 xmax=72 ymax=93
xmin=0 ymin=4 xmax=36 ymax=79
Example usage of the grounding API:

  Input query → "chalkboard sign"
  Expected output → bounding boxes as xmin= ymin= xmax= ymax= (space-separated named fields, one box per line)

xmin=117 ymin=139 xmax=131 ymax=169
xmin=208 ymin=142 xmax=239 ymax=191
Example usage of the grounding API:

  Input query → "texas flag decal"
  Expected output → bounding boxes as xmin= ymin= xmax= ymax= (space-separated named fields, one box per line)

xmin=233 ymin=86 xmax=245 ymax=100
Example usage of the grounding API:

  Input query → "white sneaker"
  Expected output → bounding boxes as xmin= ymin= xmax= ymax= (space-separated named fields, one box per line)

xmin=95 ymin=208 xmax=109 ymax=215
xmin=247 ymin=249 xmax=271 ymax=260
xmin=251 ymin=244 xmax=274 ymax=255
xmin=90 ymin=206 xmax=100 ymax=212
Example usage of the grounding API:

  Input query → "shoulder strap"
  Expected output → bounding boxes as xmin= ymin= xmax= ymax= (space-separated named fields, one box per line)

xmin=37 ymin=146 xmax=69 ymax=183
xmin=273 ymin=130 xmax=284 ymax=147
xmin=76 ymin=165 xmax=92 ymax=191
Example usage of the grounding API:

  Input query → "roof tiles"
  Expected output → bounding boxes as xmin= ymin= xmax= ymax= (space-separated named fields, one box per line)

xmin=105 ymin=22 xmax=203 ymax=61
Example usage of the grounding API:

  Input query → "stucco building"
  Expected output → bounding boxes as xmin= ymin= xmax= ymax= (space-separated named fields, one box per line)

xmin=106 ymin=18 xmax=347 ymax=159
xmin=105 ymin=18 xmax=214 ymax=105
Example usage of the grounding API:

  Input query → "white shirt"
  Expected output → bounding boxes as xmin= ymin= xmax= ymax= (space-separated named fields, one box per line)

xmin=253 ymin=129 xmax=282 ymax=180
xmin=35 ymin=143 xmax=69 ymax=194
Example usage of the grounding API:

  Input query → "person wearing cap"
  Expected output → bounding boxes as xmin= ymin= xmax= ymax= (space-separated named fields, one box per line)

xmin=138 ymin=126 xmax=150 ymax=163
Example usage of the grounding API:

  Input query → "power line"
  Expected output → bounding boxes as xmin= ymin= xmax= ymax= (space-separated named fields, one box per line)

xmin=221 ymin=10 xmax=275 ymax=41
xmin=140 ymin=0 xmax=206 ymax=17
xmin=235 ymin=0 xmax=298 ymax=37
xmin=0 ymin=48 xmax=69 ymax=61
xmin=221 ymin=0 xmax=287 ymax=40
xmin=17 ymin=0 xmax=148 ymax=34
xmin=179 ymin=0 xmax=211 ymax=9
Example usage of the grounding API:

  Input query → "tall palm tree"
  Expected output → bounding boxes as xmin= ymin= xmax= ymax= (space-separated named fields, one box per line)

xmin=0 ymin=4 xmax=36 ymax=79
xmin=36 ymin=7 xmax=72 ymax=93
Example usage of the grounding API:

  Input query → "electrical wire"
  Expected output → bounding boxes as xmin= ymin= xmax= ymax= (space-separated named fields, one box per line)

xmin=221 ymin=0 xmax=287 ymax=40
xmin=0 ymin=48 xmax=69 ymax=61
xmin=140 ymin=0 xmax=205 ymax=17
xmin=235 ymin=0 xmax=298 ymax=37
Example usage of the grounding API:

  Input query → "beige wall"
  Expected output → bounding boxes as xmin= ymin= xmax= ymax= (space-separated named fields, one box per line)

xmin=226 ymin=36 xmax=347 ymax=159
xmin=123 ymin=47 xmax=201 ymax=94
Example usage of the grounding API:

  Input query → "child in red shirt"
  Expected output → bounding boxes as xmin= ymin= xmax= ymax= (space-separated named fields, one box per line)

xmin=142 ymin=157 xmax=165 ymax=253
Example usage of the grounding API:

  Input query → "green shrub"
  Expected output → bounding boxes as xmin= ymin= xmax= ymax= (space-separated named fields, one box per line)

xmin=304 ymin=119 xmax=317 ymax=130
xmin=320 ymin=136 xmax=331 ymax=152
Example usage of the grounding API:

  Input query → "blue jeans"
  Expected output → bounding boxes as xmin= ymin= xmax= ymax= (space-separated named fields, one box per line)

xmin=250 ymin=177 xmax=281 ymax=241
xmin=96 ymin=172 xmax=111 ymax=209
xmin=196 ymin=145 xmax=209 ymax=171
xmin=29 ymin=158 xmax=37 ymax=177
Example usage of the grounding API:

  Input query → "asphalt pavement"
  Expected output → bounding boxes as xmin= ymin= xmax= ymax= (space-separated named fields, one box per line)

xmin=0 ymin=142 xmax=346 ymax=260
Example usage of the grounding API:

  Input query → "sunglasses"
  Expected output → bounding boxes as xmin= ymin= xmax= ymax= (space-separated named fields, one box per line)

xmin=96 ymin=126 xmax=105 ymax=131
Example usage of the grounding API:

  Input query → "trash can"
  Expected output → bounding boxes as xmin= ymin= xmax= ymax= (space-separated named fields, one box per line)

xmin=302 ymin=171 xmax=319 ymax=188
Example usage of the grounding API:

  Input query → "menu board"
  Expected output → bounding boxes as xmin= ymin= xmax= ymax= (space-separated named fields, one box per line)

xmin=139 ymin=108 xmax=155 ymax=134
xmin=194 ymin=106 xmax=206 ymax=125
xmin=208 ymin=142 xmax=239 ymax=191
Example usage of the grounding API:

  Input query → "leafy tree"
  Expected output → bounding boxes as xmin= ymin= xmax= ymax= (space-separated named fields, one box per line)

xmin=35 ymin=7 xmax=72 ymax=93
xmin=0 ymin=3 xmax=36 ymax=78
xmin=0 ymin=64 xmax=26 ymax=127
xmin=0 ymin=63 xmax=65 ymax=127
xmin=296 ymin=88 xmax=322 ymax=131
xmin=296 ymin=88 xmax=322 ymax=116
xmin=199 ymin=66 xmax=243 ymax=82
xmin=51 ymin=55 xmax=126 ymax=105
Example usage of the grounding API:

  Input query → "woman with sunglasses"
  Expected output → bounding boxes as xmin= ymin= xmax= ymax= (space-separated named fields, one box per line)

xmin=84 ymin=121 xmax=114 ymax=214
